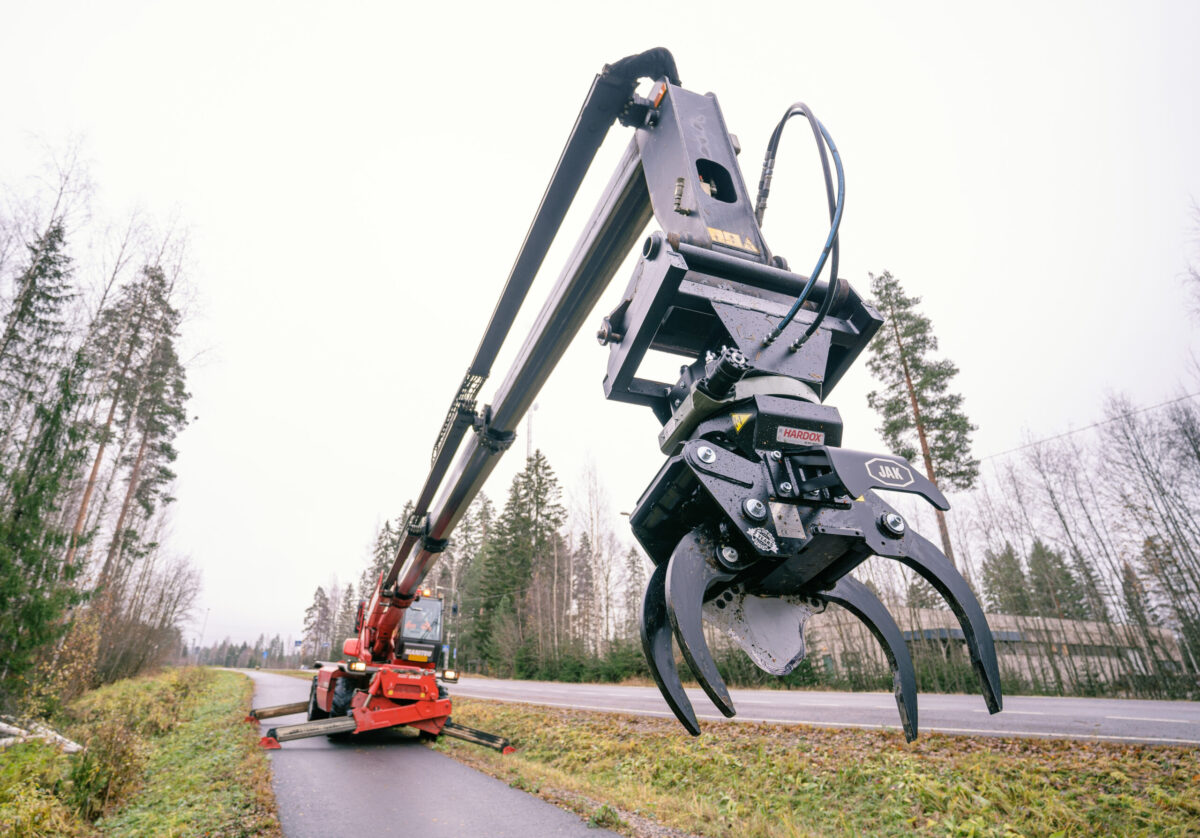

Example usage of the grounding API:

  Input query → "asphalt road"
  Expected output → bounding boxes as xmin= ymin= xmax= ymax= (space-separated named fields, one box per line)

xmin=450 ymin=676 xmax=1200 ymax=745
xmin=244 ymin=670 xmax=619 ymax=838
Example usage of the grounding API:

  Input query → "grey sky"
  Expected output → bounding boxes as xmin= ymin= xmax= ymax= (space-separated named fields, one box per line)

xmin=2 ymin=1 xmax=1197 ymax=646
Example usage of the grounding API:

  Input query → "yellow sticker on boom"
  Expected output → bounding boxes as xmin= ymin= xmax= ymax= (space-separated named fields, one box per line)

xmin=731 ymin=412 xmax=751 ymax=433
xmin=708 ymin=227 xmax=760 ymax=254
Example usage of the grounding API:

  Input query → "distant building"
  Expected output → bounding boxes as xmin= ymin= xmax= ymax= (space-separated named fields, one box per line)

xmin=805 ymin=605 xmax=1185 ymax=693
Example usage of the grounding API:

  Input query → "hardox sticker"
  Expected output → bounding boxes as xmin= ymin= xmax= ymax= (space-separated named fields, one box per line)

xmin=776 ymin=426 xmax=825 ymax=445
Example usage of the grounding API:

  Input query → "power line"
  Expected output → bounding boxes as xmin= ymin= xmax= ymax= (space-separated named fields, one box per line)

xmin=980 ymin=391 xmax=1200 ymax=462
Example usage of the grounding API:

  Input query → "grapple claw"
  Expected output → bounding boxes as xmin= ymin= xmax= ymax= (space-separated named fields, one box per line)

xmin=816 ymin=576 xmax=919 ymax=742
xmin=641 ymin=561 xmax=701 ymax=735
xmin=870 ymin=493 xmax=1003 ymax=714
xmin=665 ymin=528 xmax=737 ymax=718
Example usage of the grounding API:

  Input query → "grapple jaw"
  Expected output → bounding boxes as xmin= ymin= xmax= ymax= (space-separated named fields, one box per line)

xmin=635 ymin=439 xmax=1002 ymax=739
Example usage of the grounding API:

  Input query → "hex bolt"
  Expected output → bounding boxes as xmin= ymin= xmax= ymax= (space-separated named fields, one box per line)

xmin=721 ymin=546 xmax=739 ymax=564
xmin=879 ymin=512 xmax=907 ymax=537
xmin=770 ymin=450 xmax=783 ymax=461
xmin=780 ymin=481 xmax=793 ymax=495
xmin=697 ymin=446 xmax=717 ymax=464
xmin=742 ymin=498 xmax=767 ymax=522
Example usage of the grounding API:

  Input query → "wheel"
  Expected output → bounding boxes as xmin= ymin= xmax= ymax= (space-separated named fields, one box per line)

xmin=331 ymin=675 xmax=360 ymax=716
xmin=418 ymin=729 xmax=437 ymax=743
xmin=307 ymin=676 xmax=328 ymax=721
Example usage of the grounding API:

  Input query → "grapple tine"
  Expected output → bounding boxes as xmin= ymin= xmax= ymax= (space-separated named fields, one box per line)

xmin=816 ymin=576 xmax=919 ymax=742
xmin=641 ymin=561 xmax=700 ymax=735
xmin=665 ymin=528 xmax=737 ymax=718
xmin=871 ymin=495 xmax=1003 ymax=714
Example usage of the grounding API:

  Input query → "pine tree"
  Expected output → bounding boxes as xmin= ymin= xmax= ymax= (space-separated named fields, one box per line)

xmin=865 ymin=270 xmax=979 ymax=565
xmin=66 ymin=265 xmax=172 ymax=570
xmin=98 ymin=315 xmax=189 ymax=589
xmin=980 ymin=542 xmax=1033 ymax=616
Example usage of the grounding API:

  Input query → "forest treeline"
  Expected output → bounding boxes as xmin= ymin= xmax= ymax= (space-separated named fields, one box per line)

xmin=0 ymin=155 xmax=197 ymax=714
xmin=278 ymin=391 xmax=1199 ymax=699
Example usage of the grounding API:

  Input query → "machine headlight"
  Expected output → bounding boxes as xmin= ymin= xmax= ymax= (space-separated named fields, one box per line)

xmin=347 ymin=660 xmax=367 ymax=672
xmin=441 ymin=668 xmax=459 ymax=682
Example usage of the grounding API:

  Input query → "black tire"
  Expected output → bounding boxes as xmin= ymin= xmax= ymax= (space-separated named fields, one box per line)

xmin=331 ymin=675 xmax=359 ymax=717
xmin=307 ymin=676 xmax=328 ymax=721
xmin=418 ymin=729 xmax=437 ymax=743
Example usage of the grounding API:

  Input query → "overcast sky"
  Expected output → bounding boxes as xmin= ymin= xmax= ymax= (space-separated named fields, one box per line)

xmin=2 ymin=1 xmax=1197 ymax=646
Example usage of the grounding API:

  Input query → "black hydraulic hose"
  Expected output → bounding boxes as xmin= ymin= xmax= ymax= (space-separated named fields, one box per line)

xmin=792 ymin=129 xmax=842 ymax=349
xmin=754 ymin=103 xmax=843 ymax=348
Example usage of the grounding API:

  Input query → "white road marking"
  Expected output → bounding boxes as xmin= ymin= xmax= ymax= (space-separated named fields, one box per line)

xmin=449 ymin=691 xmax=1200 ymax=744
xmin=1105 ymin=715 xmax=1196 ymax=724
xmin=972 ymin=709 xmax=1048 ymax=716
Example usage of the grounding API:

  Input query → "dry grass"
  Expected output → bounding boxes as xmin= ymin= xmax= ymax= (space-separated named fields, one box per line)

xmin=0 ymin=668 xmax=282 ymax=837
xmin=432 ymin=697 xmax=1200 ymax=838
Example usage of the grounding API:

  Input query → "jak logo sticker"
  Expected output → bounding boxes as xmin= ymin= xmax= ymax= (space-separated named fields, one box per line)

xmin=865 ymin=457 xmax=914 ymax=488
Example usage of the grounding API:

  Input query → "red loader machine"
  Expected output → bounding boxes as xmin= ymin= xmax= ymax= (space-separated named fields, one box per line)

xmin=252 ymin=47 xmax=1002 ymax=750
xmin=252 ymin=587 xmax=511 ymax=751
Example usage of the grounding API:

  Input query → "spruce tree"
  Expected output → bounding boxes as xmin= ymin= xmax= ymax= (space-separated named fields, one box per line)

xmin=572 ymin=531 xmax=596 ymax=649
xmin=865 ymin=270 xmax=979 ymax=565
xmin=302 ymin=586 xmax=331 ymax=659
xmin=905 ymin=575 xmax=944 ymax=610
xmin=980 ymin=542 xmax=1033 ymax=616
xmin=0 ymin=352 xmax=88 ymax=692
xmin=1027 ymin=539 xmax=1089 ymax=620
xmin=0 ymin=219 xmax=75 ymax=439
xmin=622 ymin=546 xmax=647 ymax=638
xmin=359 ymin=506 xmax=409 ymax=596
xmin=333 ymin=582 xmax=357 ymax=651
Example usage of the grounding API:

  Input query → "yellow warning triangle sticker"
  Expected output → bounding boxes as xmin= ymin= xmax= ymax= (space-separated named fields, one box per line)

xmin=731 ymin=412 xmax=751 ymax=433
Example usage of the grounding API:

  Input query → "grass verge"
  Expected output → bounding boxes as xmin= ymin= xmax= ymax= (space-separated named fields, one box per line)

xmin=433 ymin=697 xmax=1200 ymax=838
xmin=0 ymin=668 xmax=280 ymax=837
xmin=259 ymin=669 xmax=313 ymax=681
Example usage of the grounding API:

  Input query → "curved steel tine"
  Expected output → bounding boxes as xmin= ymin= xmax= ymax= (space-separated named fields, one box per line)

xmin=665 ymin=529 xmax=737 ymax=718
xmin=870 ymin=494 xmax=1003 ymax=714
xmin=641 ymin=561 xmax=700 ymax=735
xmin=817 ymin=576 xmax=919 ymax=742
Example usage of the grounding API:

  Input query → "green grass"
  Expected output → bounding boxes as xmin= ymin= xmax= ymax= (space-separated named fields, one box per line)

xmin=433 ymin=698 xmax=1200 ymax=838
xmin=96 ymin=670 xmax=279 ymax=836
xmin=0 ymin=668 xmax=280 ymax=837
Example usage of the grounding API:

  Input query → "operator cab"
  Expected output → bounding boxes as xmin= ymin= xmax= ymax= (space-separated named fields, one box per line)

xmin=397 ymin=595 xmax=442 ymax=665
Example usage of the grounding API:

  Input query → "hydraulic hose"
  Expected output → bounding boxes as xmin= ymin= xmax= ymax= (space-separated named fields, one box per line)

xmin=755 ymin=104 xmax=844 ymax=347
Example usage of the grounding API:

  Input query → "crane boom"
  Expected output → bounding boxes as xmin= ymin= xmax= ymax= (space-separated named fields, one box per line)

xmin=262 ymin=47 xmax=1003 ymax=751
